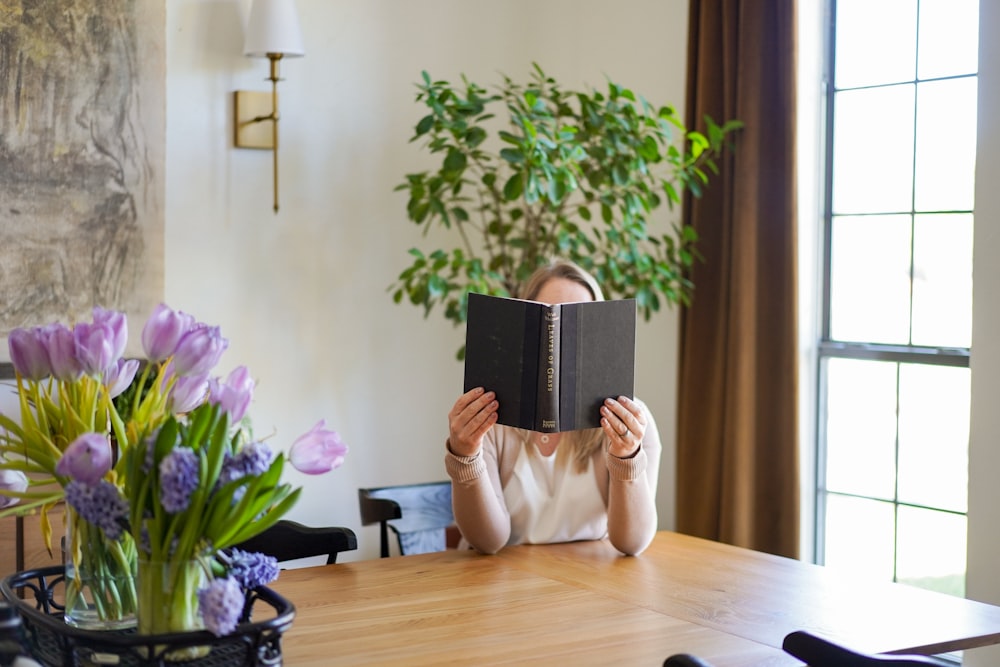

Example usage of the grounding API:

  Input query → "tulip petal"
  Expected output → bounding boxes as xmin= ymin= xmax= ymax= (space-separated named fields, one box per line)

xmin=56 ymin=433 xmax=113 ymax=484
xmin=289 ymin=420 xmax=348 ymax=475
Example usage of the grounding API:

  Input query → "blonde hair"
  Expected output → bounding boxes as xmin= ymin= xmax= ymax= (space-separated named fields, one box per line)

xmin=518 ymin=258 xmax=605 ymax=302
xmin=519 ymin=258 xmax=607 ymax=472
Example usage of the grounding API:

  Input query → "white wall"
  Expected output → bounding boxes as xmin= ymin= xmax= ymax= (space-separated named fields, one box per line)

xmin=965 ymin=0 xmax=1000 ymax=664
xmin=166 ymin=0 xmax=689 ymax=562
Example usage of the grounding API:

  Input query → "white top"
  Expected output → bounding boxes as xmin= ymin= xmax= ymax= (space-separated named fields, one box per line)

xmin=502 ymin=443 xmax=608 ymax=545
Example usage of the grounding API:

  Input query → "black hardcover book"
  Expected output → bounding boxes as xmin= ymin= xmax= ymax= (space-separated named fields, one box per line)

xmin=463 ymin=292 xmax=636 ymax=432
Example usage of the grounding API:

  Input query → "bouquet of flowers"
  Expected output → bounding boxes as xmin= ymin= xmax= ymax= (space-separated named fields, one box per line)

xmin=0 ymin=304 xmax=347 ymax=641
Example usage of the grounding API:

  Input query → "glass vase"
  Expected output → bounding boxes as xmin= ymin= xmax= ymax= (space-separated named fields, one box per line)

xmin=63 ymin=508 xmax=138 ymax=630
xmin=137 ymin=558 xmax=211 ymax=662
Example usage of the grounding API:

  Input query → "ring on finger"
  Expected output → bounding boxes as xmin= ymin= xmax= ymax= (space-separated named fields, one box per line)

xmin=619 ymin=424 xmax=628 ymax=436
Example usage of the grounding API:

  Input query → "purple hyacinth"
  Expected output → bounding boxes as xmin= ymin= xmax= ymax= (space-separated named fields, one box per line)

xmin=197 ymin=577 xmax=244 ymax=636
xmin=220 ymin=442 xmax=274 ymax=486
xmin=226 ymin=549 xmax=279 ymax=589
xmin=159 ymin=447 xmax=200 ymax=513
xmin=64 ymin=481 xmax=129 ymax=540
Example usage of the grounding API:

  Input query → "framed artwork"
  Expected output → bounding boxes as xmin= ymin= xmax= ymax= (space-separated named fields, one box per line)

xmin=0 ymin=1 xmax=166 ymax=367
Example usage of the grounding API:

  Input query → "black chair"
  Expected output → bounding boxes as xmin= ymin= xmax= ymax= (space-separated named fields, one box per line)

xmin=233 ymin=520 xmax=357 ymax=565
xmin=781 ymin=631 xmax=953 ymax=666
xmin=358 ymin=481 xmax=456 ymax=557
xmin=663 ymin=631 xmax=953 ymax=667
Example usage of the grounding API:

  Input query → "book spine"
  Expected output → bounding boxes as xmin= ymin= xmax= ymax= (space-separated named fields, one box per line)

xmin=536 ymin=304 xmax=560 ymax=432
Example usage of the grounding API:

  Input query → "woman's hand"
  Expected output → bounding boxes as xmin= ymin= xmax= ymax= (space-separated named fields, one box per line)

xmin=600 ymin=396 xmax=646 ymax=459
xmin=447 ymin=387 xmax=498 ymax=457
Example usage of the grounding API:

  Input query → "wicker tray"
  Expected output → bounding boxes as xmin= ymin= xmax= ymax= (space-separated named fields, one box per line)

xmin=1 ymin=566 xmax=295 ymax=666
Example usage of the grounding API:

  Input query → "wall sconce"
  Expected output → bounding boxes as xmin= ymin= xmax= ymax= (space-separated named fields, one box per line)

xmin=233 ymin=0 xmax=305 ymax=213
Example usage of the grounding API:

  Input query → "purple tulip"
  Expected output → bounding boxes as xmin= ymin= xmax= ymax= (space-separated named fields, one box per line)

xmin=172 ymin=325 xmax=228 ymax=377
xmin=74 ymin=321 xmax=120 ymax=377
xmin=42 ymin=323 xmax=82 ymax=381
xmin=104 ymin=358 xmax=140 ymax=399
xmin=288 ymin=421 xmax=348 ymax=475
xmin=208 ymin=366 xmax=255 ymax=423
xmin=142 ymin=304 xmax=195 ymax=362
xmin=0 ymin=469 xmax=29 ymax=509
xmin=8 ymin=327 xmax=51 ymax=381
xmin=91 ymin=307 xmax=128 ymax=361
xmin=168 ymin=371 xmax=209 ymax=413
xmin=56 ymin=433 xmax=112 ymax=484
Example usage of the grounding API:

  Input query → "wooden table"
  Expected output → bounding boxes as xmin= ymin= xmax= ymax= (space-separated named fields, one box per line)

xmin=269 ymin=531 xmax=1000 ymax=666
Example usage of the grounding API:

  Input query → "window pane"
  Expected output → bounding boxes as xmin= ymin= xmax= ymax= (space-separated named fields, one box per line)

xmin=896 ymin=506 xmax=966 ymax=596
xmin=825 ymin=359 xmax=897 ymax=499
xmin=829 ymin=215 xmax=911 ymax=344
xmin=835 ymin=0 xmax=916 ymax=88
xmin=911 ymin=213 xmax=973 ymax=348
xmin=914 ymin=78 xmax=978 ymax=212
xmin=832 ymin=86 xmax=915 ymax=214
xmin=917 ymin=0 xmax=979 ymax=80
xmin=897 ymin=364 xmax=970 ymax=513
xmin=824 ymin=494 xmax=895 ymax=581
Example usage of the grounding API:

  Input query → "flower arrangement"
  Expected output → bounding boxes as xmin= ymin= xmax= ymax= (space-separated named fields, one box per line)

xmin=0 ymin=304 xmax=347 ymax=641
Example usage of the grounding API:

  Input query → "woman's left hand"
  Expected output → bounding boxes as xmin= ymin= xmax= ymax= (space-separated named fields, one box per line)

xmin=600 ymin=396 xmax=646 ymax=458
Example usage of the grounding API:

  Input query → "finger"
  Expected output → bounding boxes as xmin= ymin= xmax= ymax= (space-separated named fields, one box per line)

xmin=612 ymin=396 xmax=647 ymax=431
xmin=615 ymin=396 xmax=646 ymax=423
xmin=600 ymin=401 xmax=631 ymax=434
xmin=460 ymin=390 xmax=496 ymax=424
xmin=451 ymin=387 xmax=486 ymax=418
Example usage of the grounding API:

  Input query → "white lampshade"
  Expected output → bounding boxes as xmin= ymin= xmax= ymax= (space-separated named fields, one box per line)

xmin=244 ymin=0 xmax=305 ymax=58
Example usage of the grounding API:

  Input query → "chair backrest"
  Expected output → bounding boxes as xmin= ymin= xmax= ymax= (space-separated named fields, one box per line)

xmin=781 ymin=631 xmax=953 ymax=666
xmin=663 ymin=632 xmax=953 ymax=667
xmin=358 ymin=481 xmax=454 ymax=557
xmin=233 ymin=520 xmax=357 ymax=565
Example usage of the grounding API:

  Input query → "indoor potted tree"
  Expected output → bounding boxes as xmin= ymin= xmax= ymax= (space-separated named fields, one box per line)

xmin=391 ymin=63 xmax=741 ymax=354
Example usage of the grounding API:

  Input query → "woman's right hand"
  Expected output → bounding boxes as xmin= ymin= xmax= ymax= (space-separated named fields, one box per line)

xmin=447 ymin=387 xmax=498 ymax=457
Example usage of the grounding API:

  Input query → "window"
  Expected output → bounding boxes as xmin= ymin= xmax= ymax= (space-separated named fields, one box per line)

xmin=816 ymin=0 xmax=978 ymax=597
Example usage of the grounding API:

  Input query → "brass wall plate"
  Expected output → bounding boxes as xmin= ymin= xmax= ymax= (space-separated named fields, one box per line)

xmin=234 ymin=90 xmax=276 ymax=149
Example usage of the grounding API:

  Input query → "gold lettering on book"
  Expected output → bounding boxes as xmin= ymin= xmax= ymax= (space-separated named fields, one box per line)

xmin=545 ymin=319 xmax=556 ymax=393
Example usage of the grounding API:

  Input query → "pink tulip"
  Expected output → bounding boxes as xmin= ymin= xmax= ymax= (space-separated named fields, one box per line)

xmin=288 ymin=420 xmax=348 ymax=475
xmin=56 ymin=433 xmax=112 ymax=484
xmin=208 ymin=366 xmax=255 ymax=423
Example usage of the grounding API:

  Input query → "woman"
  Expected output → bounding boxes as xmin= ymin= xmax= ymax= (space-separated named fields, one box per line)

xmin=445 ymin=259 xmax=661 ymax=556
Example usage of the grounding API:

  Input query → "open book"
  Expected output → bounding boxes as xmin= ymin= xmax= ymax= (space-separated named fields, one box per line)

xmin=463 ymin=292 xmax=636 ymax=433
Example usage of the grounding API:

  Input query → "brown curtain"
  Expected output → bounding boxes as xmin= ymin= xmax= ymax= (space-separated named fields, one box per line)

xmin=676 ymin=0 xmax=800 ymax=558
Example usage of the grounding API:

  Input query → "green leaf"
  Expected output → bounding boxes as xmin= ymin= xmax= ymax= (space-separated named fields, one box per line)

xmin=502 ymin=174 xmax=523 ymax=200
xmin=500 ymin=148 xmax=525 ymax=164
xmin=415 ymin=114 xmax=434 ymax=135
xmin=444 ymin=149 xmax=467 ymax=172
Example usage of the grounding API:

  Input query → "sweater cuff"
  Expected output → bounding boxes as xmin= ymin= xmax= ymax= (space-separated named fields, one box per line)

xmin=605 ymin=445 xmax=646 ymax=482
xmin=445 ymin=449 xmax=487 ymax=483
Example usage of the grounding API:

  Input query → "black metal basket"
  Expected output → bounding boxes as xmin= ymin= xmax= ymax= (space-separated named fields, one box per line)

xmin=1 ymin=566 xmax=295 ymax=666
